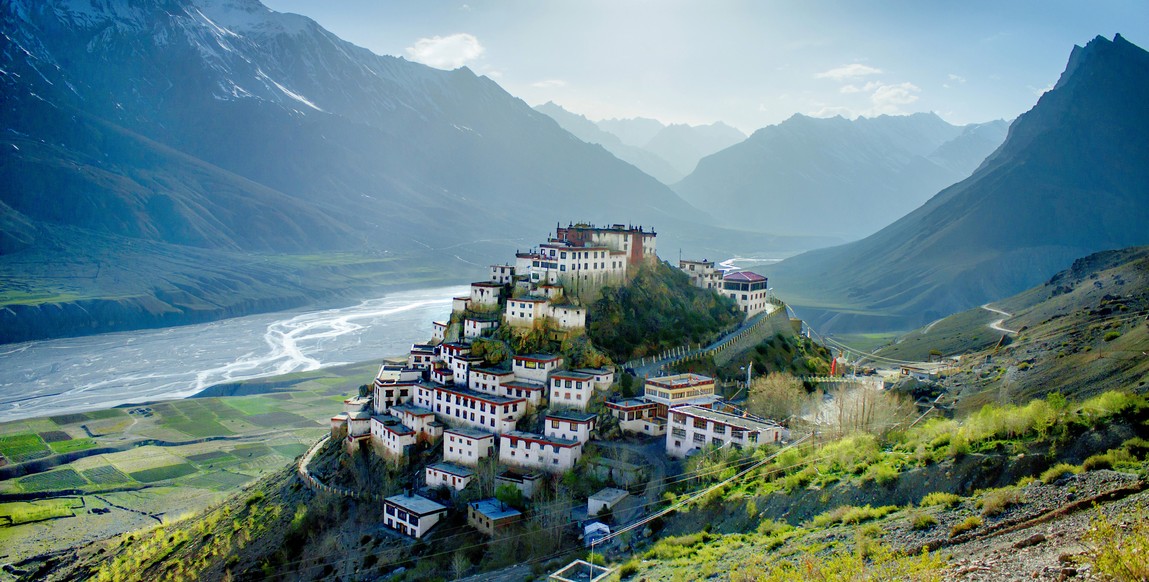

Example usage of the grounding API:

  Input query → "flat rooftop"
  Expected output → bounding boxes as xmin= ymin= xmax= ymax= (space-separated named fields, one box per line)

xmin=646 ymin=373 xmax=714 ymax=389
xmin=673 ymin=405 xmax=782 ymax=432
xmin=384 ymin=493 xmax=447 ymax=516
xmin=589 ymin=487 xmax=629 ymax=505
xmin=444 ymin=426 xmax=496 ymax=440
xmin=428 ymin=462 xmax=475 ymax=478
xmin=546 ymin=410 xmax=597 ymax=423
xmin=470 ymin=498 xmax=522 ymax=520
xmin=503 ymin=431 xmax=580 ymax=447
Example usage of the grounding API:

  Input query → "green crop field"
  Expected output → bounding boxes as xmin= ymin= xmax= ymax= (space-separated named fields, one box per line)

xmin=85 ymin=409 xmax=126 ymax=420
xmin=0 ymin=499 xmax=80 ymax=526
xmin=129 ymin=463 xmax=197 ymax=483
xmin=223 ymin=397 xmax=281 ymax=416
xmin=0 ymin=433 xmax=50 ymax=463
xmin=18 ymin=469 xmax=88 ymax=492
xmin=81 ymin=465 xmax=133 ymax=486
xmin=49 ymin=438 xmax=98 ymax=455
xmin=272 ymin=443 xmax=309 ymax=458
xmin=49 ymin=414 xmax=88 ymax=426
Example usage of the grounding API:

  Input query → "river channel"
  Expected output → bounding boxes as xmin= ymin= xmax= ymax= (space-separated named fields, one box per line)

xmin=0 ymin=285 xmax=466 ymax=423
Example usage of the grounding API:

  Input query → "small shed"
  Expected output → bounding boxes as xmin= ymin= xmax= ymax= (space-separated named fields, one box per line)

xmin=583 ymin=521 xmax=610 ymax=547
xmin=587 ymin=487 xmax=628 ymax=518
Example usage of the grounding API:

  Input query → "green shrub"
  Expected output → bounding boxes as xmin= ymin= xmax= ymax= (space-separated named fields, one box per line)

xmin=618 ymin=561 xmax=640 ymax=578
xmin=950 ymin=516 xmax=982 ymax=536
xmin=919 ymin=492 xmax=961 ymax=508
xmin=866 ymin=463 xmax=899 ymax=486
xmin=1103 ymin=331 xmax=1120 ymax=342
xmin=1082 ymin=503 xmax=1149 ymax=581
xmin=1041 ymin=463 xmax=1082 ymax=484
xmin=909 ymin=511 xmax=938 ymax=530
xmin=811 ymin=504 xmax=898 ymax=528
xmin=1121 ymin=437 xmax=1149 ymax=459
xmin=978 ymin=488 xmax=1022 ymax=516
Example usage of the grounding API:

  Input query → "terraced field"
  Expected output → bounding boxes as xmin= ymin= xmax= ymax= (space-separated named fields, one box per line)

xmin=0 ymin=360 xmax=378 ymax=565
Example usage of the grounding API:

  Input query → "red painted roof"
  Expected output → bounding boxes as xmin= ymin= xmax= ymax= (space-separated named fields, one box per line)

xmin=723 ymin=271 xmax=767 ymax=283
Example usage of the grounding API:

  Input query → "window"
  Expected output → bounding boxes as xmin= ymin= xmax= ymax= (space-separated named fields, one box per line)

xmin=693 ymin=433 xmax=706 ymax=443
xmin=672 ymin=428 xmax=686 ymax=438
xmin=551 ymin=420 xmax=559 ymax=428
xmin=693 ymin=417 xmax=706 ymax=429
xmin=713 ymin=424 xmax=726 ymax=435
xmin=712 ymin=437 xmax=724 ymax=446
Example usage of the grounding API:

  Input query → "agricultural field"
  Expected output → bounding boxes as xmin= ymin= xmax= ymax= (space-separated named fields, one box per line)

xmin=0 ymin=360 xmax=377 ymax=565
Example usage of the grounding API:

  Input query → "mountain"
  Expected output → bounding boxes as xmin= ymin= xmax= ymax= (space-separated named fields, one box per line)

xmin=596 ymin=116 xmax=666 ymax=147
xmin=533 ymin=102 xmax=684 ymax=184
xmin=674 ymin=112 xmax=1007 ymax=240
xmin=642 ymin=121 xmax=747 ymax=176
xmin=768 ymin=34 xmax=1149 ymax=333
xmin=878 ymin=245 xmax=1149 ymax=406
xmin=0 ymin=0 xmax=724 ymax=341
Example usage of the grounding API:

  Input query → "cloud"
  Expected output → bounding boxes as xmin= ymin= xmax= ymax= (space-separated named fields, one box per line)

xmin=815 ymin=63 xmax=882 ymax=81
xmin=405 ymin=33 xmax=484 ymax=69
xmin=531 ymin=79 xmax=567 ymax=88
xmin=808 ymin=105 xmax=855 ymax=118
xmin=839 ymin=84 xmax=862 ymax=94
xmin=948 ymin=73 xmax=966 ymax=84
xmin=869 ymin=82 xmax=920 ymax=114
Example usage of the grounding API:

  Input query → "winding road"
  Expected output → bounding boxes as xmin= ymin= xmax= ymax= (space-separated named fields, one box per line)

xmin=981 ymin=303 xmax=1018 ymax=335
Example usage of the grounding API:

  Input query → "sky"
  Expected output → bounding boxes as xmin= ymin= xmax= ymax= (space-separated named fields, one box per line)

xmin=261 ymin=0 xmax=1149 ymax=133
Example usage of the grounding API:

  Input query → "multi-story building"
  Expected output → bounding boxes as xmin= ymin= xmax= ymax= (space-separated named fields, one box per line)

xmin=432 ymin=321 xmax=448 ymax=343
xmin=505 ymin=296 xmax=548 ymax=328
xmin=499 ymin=431 xmax=582 ymax=473
xmin=643 ymin=373 xmax=719 ymax=418
xmin=490 ymin=264 xmax=515 ymax=285
xmin=442 ymin=427 xmax=496 ymax=466
xmin=679 ymin=259 xmax=723 ymax=291
xmin=408 ymin=344 xmax=437 ymax=369
xmin=382 ymin=493 xmax=448 ymax=539
xmin=666 ymin=405 xmax=785 ymax=458
xmin=721 ymin=271 xmax=770 ymax=317
xmin=369 ymin=416 xmax=416 ymax=458
xmin=544 ymin=411 xmax=597 ymax=444
xmin=553 ymin=223 xmax=657 ymax=266
xmin=426 ymin=462 xmax=474 ymax=492
xmin=468 ymin=498 xmax=522 ymax=536
xmin=469 ymin=281 xmax=503 ymax=310
xmin=470 ymin=367 xmax=515 ymax=396
xmin=502 ymin=380 xmax=546 ymax=409
xmin=513 ymin=354 xmax=563 ymax=384
xmin=548 ymin=370 xmax=596 ymax=411
xmin=605 ymin=399 xmax=666 ymax=436
xmin=417 ymin=384 xmax=526 ymax=434
xmin=389 ymin=404 xmax=442 ymax=444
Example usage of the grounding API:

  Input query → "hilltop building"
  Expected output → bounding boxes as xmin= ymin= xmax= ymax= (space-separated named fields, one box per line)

xmin=679 ymin=259 xmax=723 ymax=291
xmin=721 ymin=271 xmax=770 ymax=317
xmin=382 ymin=493 xmax=448 ymax=539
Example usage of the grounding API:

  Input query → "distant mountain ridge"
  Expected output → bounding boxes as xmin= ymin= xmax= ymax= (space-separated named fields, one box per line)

xmin=0 ymin=0 xmax=740 ymax=341
xmin=674 ymin=112 xmax=1008 ymax=240
xmin=534 ymin=103 xmax=747 ymax=183
xmin=767 ymin=34 xmax=1149 ymax=332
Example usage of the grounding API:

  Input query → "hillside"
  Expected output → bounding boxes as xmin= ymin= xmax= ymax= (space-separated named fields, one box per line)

xmin=768 ymin=34 xmax=1149 ymax=333
xmin=0 ymin=0 xmax=739 ymax=342
xmin=674 ymin=113 xmax=1007 ymax=240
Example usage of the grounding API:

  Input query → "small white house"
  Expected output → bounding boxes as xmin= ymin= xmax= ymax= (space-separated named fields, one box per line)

xmin=583 ymin=522 xmax=610 ymax=547
xmin=383 ymin=493 xmax=448 ymax=539
xmin=426 ymin=462 xmax=475 ymax=492
xmin=548 ymin=370 xmax=595 ymax=411
xmin=432 ymin=321 xmax=449 ymax=343
xmin=464 ymin=317 xmax=499 ymax=339
xmin=500 ymin=431 xmax=582 ymax=474
xmin=512 ymin=354 xmax=563 ymax=384
xmin=576 ymin=368 xmax=615 ymax=391
xmin=468 ymin=498 xmax=522 ymax=536
xmin=495 ymin=470 xmax=545 ymax=500
xmin=605 ymin=399 xmax=665 ymax=437
xmin=373 ymin=381 xmax=419 ymax=415
xmin=408 ymin=344 xmax=437 ymax=369
xmin=502 ymin=380 xmax=546 ymax=409
xmin=490 ymin=264 xmax=515 ymax=285
xmin=544 ymin=411 xmax=597 ymax=444
xmin=443 ymin=427 xmax=496 ymax=466
xmin=547 ymin=304 xmax=586 ymax=330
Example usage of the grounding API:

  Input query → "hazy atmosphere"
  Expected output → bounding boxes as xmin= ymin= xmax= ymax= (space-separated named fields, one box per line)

xmin=264 ymin=0 xmax=1148 ymax=130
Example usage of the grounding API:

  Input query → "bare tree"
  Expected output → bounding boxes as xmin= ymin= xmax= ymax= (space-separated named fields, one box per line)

xmin=817 ymin=381 xmax=914 ymax=437
xmin=747 ymin=372 xmax=809 ymax=422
